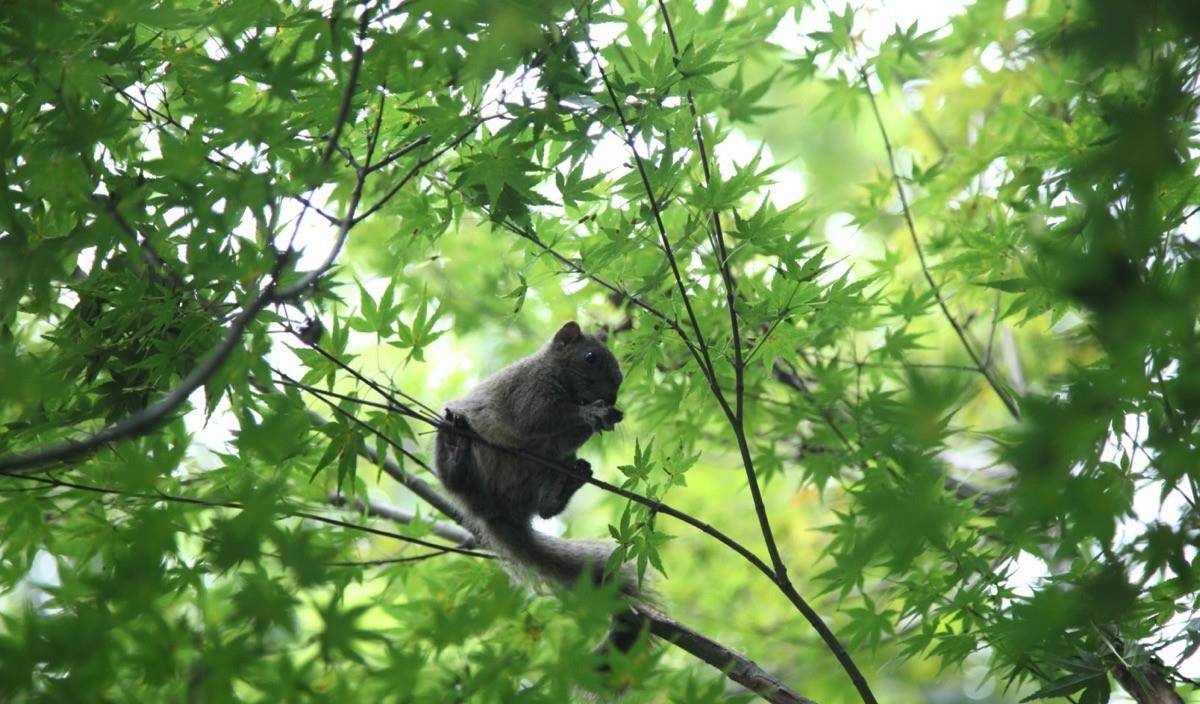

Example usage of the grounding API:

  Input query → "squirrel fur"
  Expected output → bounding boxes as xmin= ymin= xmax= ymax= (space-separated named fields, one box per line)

xmin=434 ymin=321 xmax=644 ymax=652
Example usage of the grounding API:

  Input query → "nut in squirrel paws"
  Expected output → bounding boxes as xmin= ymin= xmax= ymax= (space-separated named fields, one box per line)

xmin=582 ymin=400 xmax=624 ymax=432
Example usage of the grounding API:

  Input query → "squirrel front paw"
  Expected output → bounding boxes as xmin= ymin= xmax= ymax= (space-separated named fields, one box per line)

xmin=443 ymin=409 xmax=471 ymax=447
xmin=582 ymin=400 xmax=624 ymax=432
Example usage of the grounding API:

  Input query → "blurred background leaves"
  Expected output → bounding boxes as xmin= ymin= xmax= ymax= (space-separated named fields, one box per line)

xmin=0 ymin=0 xmax=1199 ymax=701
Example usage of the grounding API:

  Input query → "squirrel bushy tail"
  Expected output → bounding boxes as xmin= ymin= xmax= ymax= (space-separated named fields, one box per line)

xmin=479 ymin=515 xmax=632 ymax=592
xmin=474 ymin=515 xmax=648 ymax=656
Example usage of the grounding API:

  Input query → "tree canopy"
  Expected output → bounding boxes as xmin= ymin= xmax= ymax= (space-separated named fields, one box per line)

xmin=2 ymin=0 xmax=1199 ymax=702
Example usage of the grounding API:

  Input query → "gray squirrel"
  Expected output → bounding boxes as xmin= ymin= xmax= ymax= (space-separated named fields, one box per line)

xmin=434 ymin=320 xmax=643 ymax=652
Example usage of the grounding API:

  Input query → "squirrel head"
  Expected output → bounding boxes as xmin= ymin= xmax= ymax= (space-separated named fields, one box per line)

xmin=545 ymin=321 xmax=623 ymax=407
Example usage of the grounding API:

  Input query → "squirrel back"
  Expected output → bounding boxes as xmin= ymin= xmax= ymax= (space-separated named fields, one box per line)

xmin=439 ymin=320 xmax=623 ymax=524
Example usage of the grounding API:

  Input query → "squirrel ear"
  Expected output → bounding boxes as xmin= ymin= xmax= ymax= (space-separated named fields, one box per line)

xmin=553 ymin=321 xmax=582 ymax=346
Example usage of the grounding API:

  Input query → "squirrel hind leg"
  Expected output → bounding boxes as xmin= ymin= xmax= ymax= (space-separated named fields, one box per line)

xmin=535 ymin=458 xmax=592 ymax=519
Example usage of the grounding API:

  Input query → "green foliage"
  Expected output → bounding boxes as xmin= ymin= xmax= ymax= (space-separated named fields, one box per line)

xmin=1 ymin=0 xmax=1199 ymax=702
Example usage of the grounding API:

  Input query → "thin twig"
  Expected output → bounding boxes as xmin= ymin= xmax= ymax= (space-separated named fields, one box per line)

xmin=2 ymin=471 xmax=490 ymax=559
xmin=329 ymin=492 xmax=476 ymax=546
xmin=858 ymin=66 xmax=1020 ymax=421
xmin=319 ymin=6 xmax=372 ymax=165
xmin=350 ymin=114 xmax=492 ymax=226
xmin=983 ymin=290 xmax=1001 ymax=367
xmin=273 ymin=161 xmax=367 ymax=299
xmin=443 ymin=176 xmax=706 ymax=365
xmin=366 ymin=136 xmax=432 ymax=174
xmin=578 ymin=23 xmax=721 ymax=393
xmin=292 ymin=338 xmax=442 ymax=426
xmin=328 ymin=551 xmax=454 ymax=567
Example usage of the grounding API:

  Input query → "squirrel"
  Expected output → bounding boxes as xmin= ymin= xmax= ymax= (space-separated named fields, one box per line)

xmin=434 ymin=320 xmax=645 ymax=653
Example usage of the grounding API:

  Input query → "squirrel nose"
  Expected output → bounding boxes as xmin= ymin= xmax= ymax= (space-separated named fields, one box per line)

xmin=612 ymin=407 xmax=624 ymax=422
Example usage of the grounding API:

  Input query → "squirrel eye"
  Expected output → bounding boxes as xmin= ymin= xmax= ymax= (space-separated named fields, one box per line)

xmin=584 ymin=351 xmax=597 ymax=364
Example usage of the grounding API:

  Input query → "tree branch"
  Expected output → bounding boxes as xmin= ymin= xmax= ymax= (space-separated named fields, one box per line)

xmin=328 ymin=492 xmax=476 ymax=546
xmin=0 ymin=284 xmax=277 ymax=474
xmin=319 ymin=5 xmax=372 ymax=165
xmin=273 ymin=117 xmax=373 ymax=299
xmin=637 ymin=602 xmax=818 ymax=704
xmin=350 ymin=113 xmax=493 ymax=227
xmin=366 ymin=136 xmax=432 ymax=174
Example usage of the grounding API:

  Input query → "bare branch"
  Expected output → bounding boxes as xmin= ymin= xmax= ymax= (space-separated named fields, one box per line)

xmin=328 ymin=551 xmax=455 ymax=567
xmin=329 ymin=492 xmax=476 ymax=546
xmin=983 ymin=290 xmax=1001 ymax=367
xmin=272 ymin=170 xmax=366 ymax=300
xmin=637 ymin=603 xmax=818 ymax=704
